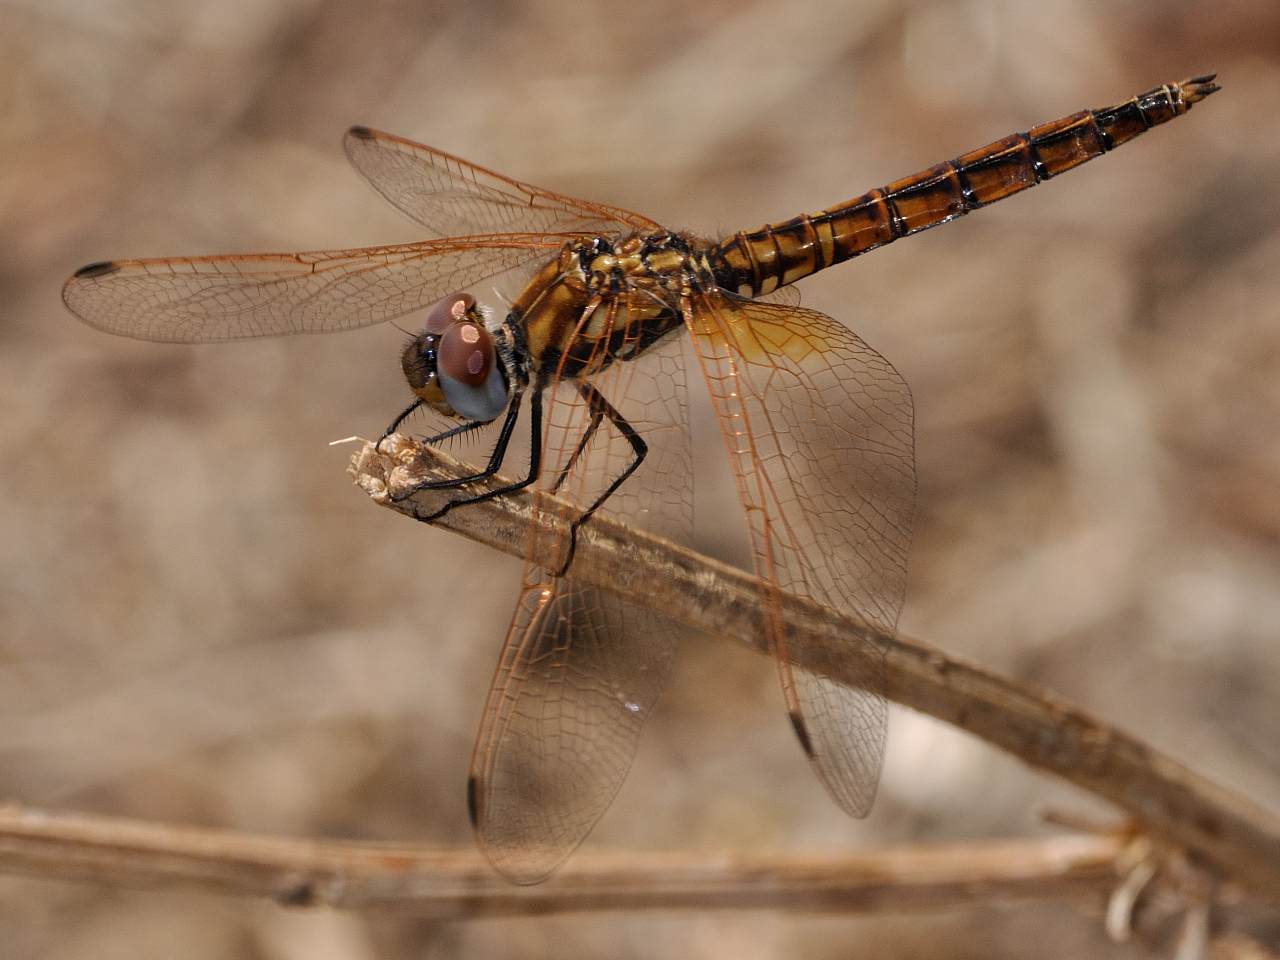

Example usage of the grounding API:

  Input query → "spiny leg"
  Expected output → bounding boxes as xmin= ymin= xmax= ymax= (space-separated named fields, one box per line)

xmin=391 ymin=384 xmax=526 ymax=503
xmin=378 ymin=398 xmax=424 ymax=451
xmin=554 ymin=381 xmax=647 ymax=578
xmin=381 ymin=398 xmax=493 ymax=454
xmin=417 ymin=385 xmax=544 ymax=522
xmin=550 ymin=397 xmax=605 ymax=495
xmin=421 ymin=418 xmax=494 ymax=446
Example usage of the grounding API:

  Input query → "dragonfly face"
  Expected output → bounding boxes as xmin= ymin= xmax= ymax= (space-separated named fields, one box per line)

xmin=61 ymin=75 xmax=1218 ymax=884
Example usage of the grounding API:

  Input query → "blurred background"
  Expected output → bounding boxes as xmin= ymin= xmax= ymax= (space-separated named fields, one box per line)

xmin=2 ymin=0 xmax=1278 ymax=956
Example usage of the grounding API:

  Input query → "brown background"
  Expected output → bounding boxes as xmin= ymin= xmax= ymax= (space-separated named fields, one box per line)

xmin=2 ymin=0 xmax=1278 ymax=956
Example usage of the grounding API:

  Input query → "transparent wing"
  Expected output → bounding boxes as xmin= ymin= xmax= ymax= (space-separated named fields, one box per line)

xmin=61 ymin=235 xmax=567 ymax=342
xmin=344 ymin=127 xmax=664 ymax=238
xmin=685 ymin=289 xmax=915 ymax=817
xmin=757 ymin=284 xmax=801 ymax=308
xmin=469 ymin=300 xmax=690 ymax=883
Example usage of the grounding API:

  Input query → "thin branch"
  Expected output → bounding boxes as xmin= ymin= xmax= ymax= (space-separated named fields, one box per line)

xmin=351 ymin=436 xmax=1280 ymax=905
xmin=0 ymin=804 xmax=1123 ymax=914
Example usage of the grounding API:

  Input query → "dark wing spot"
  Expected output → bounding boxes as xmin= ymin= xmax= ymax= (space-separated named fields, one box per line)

xmin=275 ymin=879 xmax=318 ymax=907
xmin=73 ymin=261 xmax=120 ymax=279
xmin=789 ymin=711 xmax=815 ymax=757
xmin=466 ymin=775 xmax=480 ymax=827
xmin=347 ymin=125 xmax=375 ymax=140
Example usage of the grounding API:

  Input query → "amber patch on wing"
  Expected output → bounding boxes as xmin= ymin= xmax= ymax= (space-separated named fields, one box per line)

xmin=691 ymin=294 xmax=831 ymax=365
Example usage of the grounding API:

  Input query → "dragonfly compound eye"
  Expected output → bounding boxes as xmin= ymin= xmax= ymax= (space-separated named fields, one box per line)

xmin=437 ymin=321 xmax=509 ymax=421
xmin=439 ymin=322 xmax=492 ymax=387
xmin=425 ymin=290 xmax=476 ymax=334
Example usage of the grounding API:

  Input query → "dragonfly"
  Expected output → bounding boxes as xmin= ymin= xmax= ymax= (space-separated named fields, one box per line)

xmin=63 ymin=74 xmax=1219 ymax=883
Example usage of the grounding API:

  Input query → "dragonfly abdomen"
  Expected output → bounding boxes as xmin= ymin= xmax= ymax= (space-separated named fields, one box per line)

xmin=713 ymin=75 xmax=1219 ymax=298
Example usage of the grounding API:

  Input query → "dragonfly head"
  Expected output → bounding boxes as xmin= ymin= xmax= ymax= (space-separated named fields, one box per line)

xmin=401 ymin=291 xmax=510 ymax=422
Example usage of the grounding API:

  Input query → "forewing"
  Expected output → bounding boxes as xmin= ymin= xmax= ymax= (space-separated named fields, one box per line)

xmin=469 ymin=303 xmax=690 ymax=883
xmin=62 ymin=236 xmax=566 ymax=343
xmin=344 ymin=127 xmax=664 ymax=238
xmin=685 ymin=289 xmax=915 ymax=817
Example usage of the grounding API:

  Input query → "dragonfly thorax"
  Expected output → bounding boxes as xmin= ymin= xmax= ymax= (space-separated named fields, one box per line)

xmin=577 ymin=232 xmax=708 ymax=294
xmin=505 ymin=232 xmax=714 ymax=381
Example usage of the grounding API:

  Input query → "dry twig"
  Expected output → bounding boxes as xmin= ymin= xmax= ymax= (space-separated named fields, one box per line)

xmin=0 ymin=804 xmax=1122 ymax=914
xmin=351 ymin=436 xmax=1280 ymax=905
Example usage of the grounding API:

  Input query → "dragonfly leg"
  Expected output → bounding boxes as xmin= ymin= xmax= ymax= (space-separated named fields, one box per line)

xmin=549 ymin=401 xmax=606 ymax=495
xmin=377 ymin=398 xmax=424 ymax=451
xmin=554 ymin=382 xmax=647 ymax=578
xmin=390 ymin=386 xmax=524 ymax=503
xmin=415 ymin=386 xmax=544 ymax=520
xmin=421 ymin=418 xmax=492 ymax=445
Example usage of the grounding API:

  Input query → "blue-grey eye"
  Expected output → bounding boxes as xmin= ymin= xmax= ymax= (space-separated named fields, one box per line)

xmin=437 ymin=321 xmax=508 ymax=420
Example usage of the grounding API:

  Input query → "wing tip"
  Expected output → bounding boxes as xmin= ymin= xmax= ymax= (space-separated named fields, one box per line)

xmin=347 ymin=125 xmax=376 ymax=141
xmin=72 ymin=260 xmax=120 ymax=280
